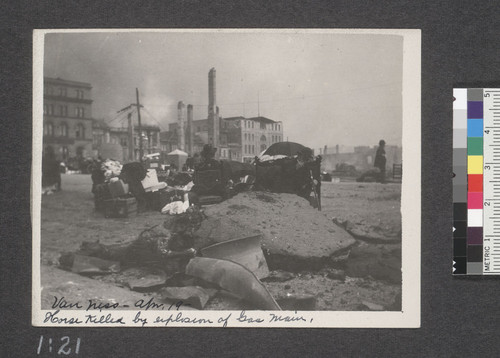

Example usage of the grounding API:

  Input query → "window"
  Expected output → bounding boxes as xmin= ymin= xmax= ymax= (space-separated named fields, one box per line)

xmin=260 ymin=122 xmax=266 ymax=129
xmin=62 ymin=147 xmax=69 ymax=160
xmin=48 ymin=104 xmax=54 ymax=115
xmin=244 ymin=133 xmax=248 ymax=141
xmin=75 ymin=107 xmax=85 ymax=118
xmin=59 ymin=105 xmax=68 ymax=116
xmin=120 ymin=138 xmax=128 ymax=147
xmin=252 ymin=121 xmax=254 ymax=129
xmin=76 ymin=123 xmax=85 ymax=139
xmin=252 ymin=134 xmax=254 ymax=141
xmin=60 ymin=123 xmax=68 ymax=137
xmin=44 ymin=122 xmax=54 ymax=136
xmin=76 ymin=89 xmax=84 ymax=99
xmin=252 ymin=145 xmax=255 ymax=154
xmin=59 ymin=87 xmax=67 ymax=96
xmin=43 ymin=104 xmax=48 ymax=114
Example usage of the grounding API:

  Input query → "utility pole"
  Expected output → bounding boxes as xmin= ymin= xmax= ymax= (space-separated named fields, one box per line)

xmin=117 ymin=89 xmax=144 ymax=162
xmin=136 ymin=88 xmax=143 ymax=162
xmin=127 ymin=112 xmax=134 ymax=162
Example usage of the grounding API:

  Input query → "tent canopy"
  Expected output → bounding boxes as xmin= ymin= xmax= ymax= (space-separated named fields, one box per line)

xmin=167 ymin=149 xmax=188 ymax=156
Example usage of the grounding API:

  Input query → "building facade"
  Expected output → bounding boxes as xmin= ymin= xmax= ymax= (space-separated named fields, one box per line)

xmin=92 ymin=119 xmax=161 ymax=162
xmin=160 ymin=68 xmax=283 ymax=162
xmin=43 ymin=77 xmax=94 ymax=161
xmin=164 ymin=115 xmax=283 ymax=162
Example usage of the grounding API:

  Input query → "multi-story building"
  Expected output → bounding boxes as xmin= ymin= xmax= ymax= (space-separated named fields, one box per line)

xmin=163 ymin=116 xmax=283 ymax=162
xmin=92 ymin=119 xmax=161 ymax=162
xmin=160 ymin=68 xmax=284 ymax=162
xmin=43 ymin=77 xmax=94 ymax=161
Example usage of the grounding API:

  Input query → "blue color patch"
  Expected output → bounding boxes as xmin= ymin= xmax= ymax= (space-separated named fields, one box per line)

xmin=468 ymin=101 xmax=483 ymax=119
xmin=467 ymin=119 xmax=483 ymax=137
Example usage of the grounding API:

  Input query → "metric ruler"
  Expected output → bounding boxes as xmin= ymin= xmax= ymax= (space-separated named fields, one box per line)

xmin=453 ymin=88 xmax=500 ymax=275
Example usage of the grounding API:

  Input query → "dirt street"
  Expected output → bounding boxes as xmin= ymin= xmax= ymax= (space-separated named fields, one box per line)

xmin=39 ymin=174 xmax=402 ymax=311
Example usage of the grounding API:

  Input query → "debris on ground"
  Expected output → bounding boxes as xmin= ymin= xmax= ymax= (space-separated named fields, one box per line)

xmin=42 ymin=172 xmax=402 ymax=311
xmin=185 ymin=257 xmax=281 ymax=310
xmin=197 ymin=191 xmax=356 ymax=264
xmin=200 ymin=235 xmax=269 ymax=279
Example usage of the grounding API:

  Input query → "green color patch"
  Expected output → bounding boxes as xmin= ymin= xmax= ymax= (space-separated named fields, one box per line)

xmin=467 ymin=137 xmax=483 ymax=155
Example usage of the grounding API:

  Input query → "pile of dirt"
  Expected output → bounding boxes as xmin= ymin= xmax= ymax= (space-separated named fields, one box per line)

xmin=194 ymin=192 xmax=356 ymax=264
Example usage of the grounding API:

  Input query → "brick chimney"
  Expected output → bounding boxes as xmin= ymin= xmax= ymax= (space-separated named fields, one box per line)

xmin=208 ymin=68 xmax=219 ymax=156
xmin=187 ymin=104 xmax=193 ymax=155
xmin=177 ymin=101 xmax=185 ymax=151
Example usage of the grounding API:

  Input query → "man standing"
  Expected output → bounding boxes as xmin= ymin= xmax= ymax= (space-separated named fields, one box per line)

xmin=374 ymin=139 xmax=387 ymax=183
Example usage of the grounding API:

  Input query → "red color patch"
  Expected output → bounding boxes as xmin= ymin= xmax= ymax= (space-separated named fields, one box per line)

xmin=468 ymin=174 xmax=483 ymax=192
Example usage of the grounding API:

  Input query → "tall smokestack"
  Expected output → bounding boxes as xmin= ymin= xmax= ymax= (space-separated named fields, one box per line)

xmin=208 ymin=68 xmax=219 ymax=156
xmin=178 ymin=101 xmax=185 ymax=151
xmin=187 ymin=104 xmax=193 ymax=155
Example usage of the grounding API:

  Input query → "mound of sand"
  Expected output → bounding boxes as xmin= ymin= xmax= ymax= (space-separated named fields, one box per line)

xmin=194 ymin=191 xmax=355 ymax=260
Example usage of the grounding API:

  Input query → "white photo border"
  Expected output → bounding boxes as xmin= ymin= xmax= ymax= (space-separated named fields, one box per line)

xmin=32 ymin=28 xmax=421 ymax=328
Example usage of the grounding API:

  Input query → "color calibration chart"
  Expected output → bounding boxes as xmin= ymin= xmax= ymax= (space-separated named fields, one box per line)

xmin=453 ymin=88 xmax=500 ymax=275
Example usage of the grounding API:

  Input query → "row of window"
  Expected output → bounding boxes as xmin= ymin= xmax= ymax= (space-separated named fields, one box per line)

xmin=243 ymin=133 xmax=282 ymax=143
xmin=244 ymin=144 xmax=256 ymax=155
xmin=244 ymin=143 xmax=268 ymax=155
xmin=44 ymin=104 xmax=86 ymax=118
xmin=44 ymin=122 xmax=86 ymax=139
xmin=44 ymin=86 xmax=86 ymax=99
xmin=244 ymin=121 xmax=255 ymax=129
xmin=243 ymin=120 xmax=281 ymax=131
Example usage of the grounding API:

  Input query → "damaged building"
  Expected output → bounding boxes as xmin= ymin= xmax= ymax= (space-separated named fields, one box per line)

xmin=320 ymin=144 xmax=402 ymax=176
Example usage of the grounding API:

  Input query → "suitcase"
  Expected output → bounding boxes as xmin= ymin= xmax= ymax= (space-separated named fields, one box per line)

xmin=94 ymin=184 xmax=111 ymax=212
xmin=108 ymin=179 xmax=129 ymax=198
xmin=104 ymin=197 xmax=138 ymax=218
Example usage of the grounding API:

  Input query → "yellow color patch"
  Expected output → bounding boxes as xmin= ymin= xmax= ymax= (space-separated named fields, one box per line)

xmin=468 ymin=155 xmax=483 ymax=174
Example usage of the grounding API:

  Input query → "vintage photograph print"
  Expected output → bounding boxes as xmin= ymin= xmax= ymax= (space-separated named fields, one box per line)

xmin=32 ymin=29 xmax=420 ymax=328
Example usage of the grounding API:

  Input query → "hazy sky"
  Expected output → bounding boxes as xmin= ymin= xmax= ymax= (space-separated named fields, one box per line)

xmin=43 ymin=30 xmax=403 ymax=149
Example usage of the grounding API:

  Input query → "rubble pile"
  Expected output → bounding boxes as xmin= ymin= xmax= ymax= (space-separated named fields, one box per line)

xmin=195 ymin=191 xmax=356 ymax=269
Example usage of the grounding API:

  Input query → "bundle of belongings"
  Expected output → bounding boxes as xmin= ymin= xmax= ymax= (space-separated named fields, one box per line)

xmin=188 ymin=144 xmax=256 ymax=205
xmin=254 ymin=147 xmax=322 ymax=210
xmin=89 ymin=141 xmax=321 ymax=218
xmin=92 ymin=159 xmax=141 ymax=217
xmin=91 ymin=158 xmax=195 ymax=216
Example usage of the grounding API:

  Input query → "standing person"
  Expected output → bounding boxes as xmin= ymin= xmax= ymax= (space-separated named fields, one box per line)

xmin=374 ymin=139 xmax=387 ymax=183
